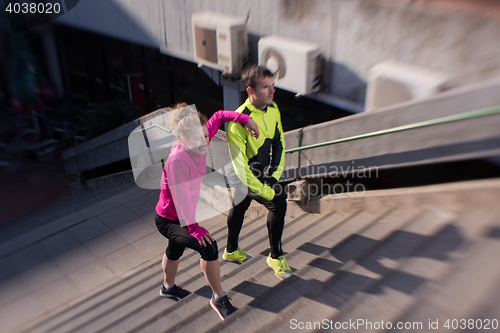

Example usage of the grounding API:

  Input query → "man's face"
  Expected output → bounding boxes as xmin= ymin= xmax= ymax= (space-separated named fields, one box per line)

xmin=248 ymin=76 xmax=275 ymax=110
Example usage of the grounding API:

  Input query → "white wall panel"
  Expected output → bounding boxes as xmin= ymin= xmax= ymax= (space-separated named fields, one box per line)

xmin=56 ymin=0 xmax=161 ymax=48
xmin=55 ymin=0 xmax=500 ymax=108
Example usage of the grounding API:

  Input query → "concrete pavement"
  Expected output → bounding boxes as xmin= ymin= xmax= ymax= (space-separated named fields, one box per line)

xmin=0 ymin=181 xmax=223 ymax=332
xmin=1 ymin=178 xmax=500 ymax=332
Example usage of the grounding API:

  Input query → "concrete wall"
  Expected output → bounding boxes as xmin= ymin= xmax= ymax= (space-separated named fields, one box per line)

xmin=56 ymin=0 xmax=500 ymax=109
xmin=59 ymin=0 xmax=500 ymax=181
xmin=64 ymin=77 xmax=500 ymax=185
xmin=55 ymin=0 xmax=162 ymax=48
xmin=62 ymin=107 xmax=236 ymax=178
xmin=282 ymin=78 xmax=500 ymax=180
xmin=63 ymin=108 xmax=171 ymax=175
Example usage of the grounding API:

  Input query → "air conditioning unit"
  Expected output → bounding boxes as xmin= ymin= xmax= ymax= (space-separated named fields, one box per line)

xmin=258 ymin=35 xmax=322 ymax=96
xmin=365 ymin=60 xmax=451 ymax=112
xmin=192 ymin=11 xmax=248 ymax=75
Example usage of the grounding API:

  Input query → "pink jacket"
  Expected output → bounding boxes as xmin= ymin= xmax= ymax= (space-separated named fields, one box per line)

xmin=156 ymin=111 xmax=250 ymax=240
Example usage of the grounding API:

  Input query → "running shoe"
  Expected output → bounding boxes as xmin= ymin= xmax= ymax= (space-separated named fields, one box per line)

xmin=210 ymin=294 xmax=237 ymax=320
xmin=223 ymin=247 xmax=252 ymax=263
xmin=159 ymin=284 xmax=190 ymax=300
xmin=267 ymin=254 xmax=293 ymax=280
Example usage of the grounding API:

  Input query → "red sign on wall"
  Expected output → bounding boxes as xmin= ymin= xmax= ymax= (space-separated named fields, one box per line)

xmin=127 ymin=73 xmax=147 ymax=114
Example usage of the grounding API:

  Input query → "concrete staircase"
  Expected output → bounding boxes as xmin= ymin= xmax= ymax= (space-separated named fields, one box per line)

xmin=18 ymin=179 xmax=500 ymax=333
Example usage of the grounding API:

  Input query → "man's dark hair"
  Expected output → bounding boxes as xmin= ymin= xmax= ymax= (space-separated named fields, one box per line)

xmin=242 ymin=65 xmax=273 ymax=89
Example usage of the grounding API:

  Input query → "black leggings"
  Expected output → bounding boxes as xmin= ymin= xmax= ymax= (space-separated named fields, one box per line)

xmin=155 ymin=212 xmax=218 ymax=261
xmin=226 ymin=188 xmax=287 ymax=259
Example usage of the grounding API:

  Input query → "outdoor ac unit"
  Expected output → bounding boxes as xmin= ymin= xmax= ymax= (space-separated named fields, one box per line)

xmin=258 ymin=35 xmax=322 ymax=96
xmin=365 ymin=60 xmax=451 ymax=112
xmin=192 ymin=11 xmax=248 ymax=75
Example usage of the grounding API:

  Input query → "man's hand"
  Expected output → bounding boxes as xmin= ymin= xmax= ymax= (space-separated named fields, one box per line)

xmin=199 ymin=230 xmax=214 ymax=247
xmin=245 ymin=118 xmax=260 ymax=139
xmin=263 ymin=177 xmax=277 ymax=187
xmin=272 ymin=183 xmax=287 ymax=201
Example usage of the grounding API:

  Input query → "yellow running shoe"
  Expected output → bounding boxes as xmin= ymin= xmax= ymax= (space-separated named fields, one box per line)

xmin=267 ymin=254 xmax=293 ymax=280
xmin=223 ymin=247 xmax=252 ymax=263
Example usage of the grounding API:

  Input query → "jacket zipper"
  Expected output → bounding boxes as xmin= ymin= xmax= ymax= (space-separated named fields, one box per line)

xmin=262 ymin=114 xmax=268 ymax=131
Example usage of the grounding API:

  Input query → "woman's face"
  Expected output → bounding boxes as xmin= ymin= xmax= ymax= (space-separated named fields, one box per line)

xmin=182 ymin=124 xmax=209 ymax=155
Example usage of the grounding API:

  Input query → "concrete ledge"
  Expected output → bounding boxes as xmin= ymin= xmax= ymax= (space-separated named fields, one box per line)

xmin=199 ymin=174 xmax=269 ymax=221
xmin=283 ymin=78 xmax=500 ymax=181
xmin=70 ymin=170 xmax=135 ymax=195
xmin=288 ymin=178 xmax=500 ymax=219
xmin=202 ymin=177 xmax=500 ymax=223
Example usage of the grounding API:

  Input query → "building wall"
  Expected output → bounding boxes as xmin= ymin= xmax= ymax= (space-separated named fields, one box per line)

xmin=56 ymin=0 xmax=500 ymax=109
xmin=55 ymin=0 xmax=163 ymax=49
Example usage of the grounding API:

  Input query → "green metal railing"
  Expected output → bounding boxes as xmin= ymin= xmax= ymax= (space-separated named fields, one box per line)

xmin=65 ymin=105 xmax=500 ymax=161
xmin=285 ymin=105 xmax=500 ymax=154
xmin=131 ymin=124 xmax=171 ymax=135
xmin=64 ymin=124 xmax=171 ymax=161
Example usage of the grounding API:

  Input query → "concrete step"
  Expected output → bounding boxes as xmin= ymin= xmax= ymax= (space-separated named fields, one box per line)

xmin=20 ymin=212 xmax=236 ymax=333
xmin=464 ymin=283 xmax=500 ymax=333
xmin=26 ymin=208 xmax=332 ymax=333
xmin=257 ymin=206 xmax=430 ymax=332
xmin=217 ymin=205 xmax=448 ymax=333
xmin=261 ymin=201 xmax=500 ymax=333
xmin=163 ymin=208 xmax=391 ymax=333
xmin=16 ymin=179 xmax=500 ymax=333
xmin=319 ymin=205 xmax=497 ymax=333
xmin=382 ymin=207 xmax=500 ymax=333
xmin=317 ymin=207 xmax=459 ymax=333
xmin=118 ymin=209 xmax=351 ymax=333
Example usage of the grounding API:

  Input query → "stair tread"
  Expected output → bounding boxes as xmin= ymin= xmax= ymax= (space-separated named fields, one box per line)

xmin=253 ymin=205 xmax=454 ymax=333
xmin=18 ymin=185 xmax=500 ymax=333
xmin=132 ymin=210 xmax=349 ymax=333
xmin=322 ymin=207 xmax=498 ymax=333
xmin=385 ymin=208 xmax=500 ymax=332
xmin=178 ymin=209 xmax=390 ymax=333
xmin=39 ymin=210 xmax=335 ymax=333
xmin=21 ymin=213 xmax=241 ymax=333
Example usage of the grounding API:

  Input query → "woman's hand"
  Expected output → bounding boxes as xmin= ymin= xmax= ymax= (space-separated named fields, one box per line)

xmin=199 ymin=230 xmax=215 ymax=247
xmin=245 ymin=119 xmax=260 ymax=139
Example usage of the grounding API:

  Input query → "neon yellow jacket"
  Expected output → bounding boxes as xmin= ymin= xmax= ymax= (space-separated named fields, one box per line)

xmin=227 ymin=98 xmax=285 ymax=201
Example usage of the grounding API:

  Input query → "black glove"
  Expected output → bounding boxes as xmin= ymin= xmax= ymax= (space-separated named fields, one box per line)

xmin=263 ymin=177 xmax=278 ymax=187
xmin=272 ymin=183 xmax=287 ymax=201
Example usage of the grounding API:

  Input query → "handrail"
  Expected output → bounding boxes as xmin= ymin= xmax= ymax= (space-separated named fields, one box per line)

xmin=285 ymin=105 xmax=500 ymax=154
xmin=64 ymin=124 xmax=171 ymax=161
xmin=130 ymin=124 xmax=171 ymax=135
xmin=64 ymin=104 xmax=500 ymax=161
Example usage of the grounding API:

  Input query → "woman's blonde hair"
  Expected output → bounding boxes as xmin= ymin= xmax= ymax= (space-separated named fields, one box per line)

xmin=169 ymin=102 xmax=208 ymax=140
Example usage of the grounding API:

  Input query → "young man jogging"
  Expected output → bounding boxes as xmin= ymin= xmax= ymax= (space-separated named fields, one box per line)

xmin=223 ymin=65 xmax=292 ymax=280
